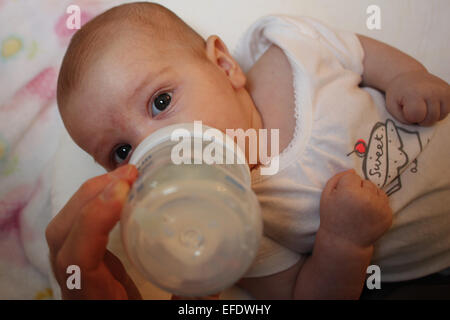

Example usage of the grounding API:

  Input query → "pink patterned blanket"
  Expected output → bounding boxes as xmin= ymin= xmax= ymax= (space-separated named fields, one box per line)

xmin=0 ymin=0 xmax=109 ymax=299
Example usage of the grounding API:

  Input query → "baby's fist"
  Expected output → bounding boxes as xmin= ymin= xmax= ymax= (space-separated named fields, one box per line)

xmin=319 ymin=170 xmax=393 ymax=248
xmin=386 ymin=70 xmax=450 ymax=126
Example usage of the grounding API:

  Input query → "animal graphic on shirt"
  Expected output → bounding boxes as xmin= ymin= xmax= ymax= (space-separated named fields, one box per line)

xmin=347 ymin=119 xmax=422 ymax=196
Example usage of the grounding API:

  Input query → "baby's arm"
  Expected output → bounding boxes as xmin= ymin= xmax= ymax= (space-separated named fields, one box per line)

xmin=357 ymin=35 xmax=449 ymax=125
xmin=293 ymin=231 xmax=373 ymax=299
xmin=237 ymin=170 xmax=392 ymax=299
xmin=295 ymin=170 xmax=392 ymax=299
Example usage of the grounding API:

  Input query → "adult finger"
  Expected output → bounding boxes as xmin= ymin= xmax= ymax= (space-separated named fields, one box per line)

xmin=56 ymin=179 xmax=130 ymax=272
xmin=46 ymin=165 xmax=138 ymax=255
xmin=103 ymin=250 xmax=142 ymax=300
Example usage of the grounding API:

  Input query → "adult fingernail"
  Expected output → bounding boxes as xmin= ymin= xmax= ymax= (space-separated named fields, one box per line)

xmin=126 ymin=164 xmax=137 ymax=178
xmin=100 ymin=180 xmax=127 ymax=202
xmin=110 ymin=164 xmax=134 ymax=180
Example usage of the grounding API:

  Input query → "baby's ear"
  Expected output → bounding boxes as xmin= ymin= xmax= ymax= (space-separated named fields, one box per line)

xmin=205 ymin=35 xmax=246 ymax=89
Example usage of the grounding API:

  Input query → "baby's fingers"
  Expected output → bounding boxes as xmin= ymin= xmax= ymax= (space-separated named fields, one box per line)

xmin=439 ymin=98 xmax=450 ymax=121
xmin=402 ymin=96 xmax=427 ymax=124
xmin=419 ymin=98 xmax=441 ymax=126
xmin=386 ymin=91 xmax=409 ymax=124
xmin=361 ymin=179 xmax=379 ymax=194
xmin=322 ymin=169 xmax=355 ymax=196
xmin=56 ymin=179 xmax=130 ymax=273
xmin=335 ymin=169 xmax=363 ymax=190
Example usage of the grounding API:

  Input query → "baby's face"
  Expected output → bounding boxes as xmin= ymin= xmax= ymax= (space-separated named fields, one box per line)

xmin=61 ymin=32 xmax=255 ymax=171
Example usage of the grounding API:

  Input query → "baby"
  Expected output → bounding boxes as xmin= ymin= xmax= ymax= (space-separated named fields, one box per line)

xmin=47 ymin=2 xmax=450 ymax=299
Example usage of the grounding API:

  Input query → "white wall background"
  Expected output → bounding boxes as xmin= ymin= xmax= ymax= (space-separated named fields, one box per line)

xmin=114 ymin=0 xmax=449 ymax=82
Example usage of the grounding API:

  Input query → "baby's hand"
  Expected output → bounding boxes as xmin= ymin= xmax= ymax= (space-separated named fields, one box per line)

xmin=46 ymin=164 xmax=140 ymax=299
xmin=386 ymin=70 xmax=450 ymax=126
xmin=319 ymin=170 xmax=393 ymax=249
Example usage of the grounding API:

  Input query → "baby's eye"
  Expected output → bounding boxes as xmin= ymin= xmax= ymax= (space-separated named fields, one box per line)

xmin=113 ymin=144 xmax=132 ymax=165
xmin=150 ymin=92 xmax=172 ymax=116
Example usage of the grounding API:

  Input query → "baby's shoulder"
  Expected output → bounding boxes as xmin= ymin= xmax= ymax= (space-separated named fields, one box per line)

xmin=246 ymin=44 xmax=293 ymax=93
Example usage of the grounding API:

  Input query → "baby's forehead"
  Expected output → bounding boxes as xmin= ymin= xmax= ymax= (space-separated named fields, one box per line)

xmin=79 ymin=32 xmax=153 ymax=80
xmin=98 ymin=24 xmax=161 ymax=54
xmin=58 ymin=7 xmax=206 ymax=114
xmin=91 ymin=26 xmax=179 ymax=71
xmin=76 ymin=36 xmax=177 ymax=108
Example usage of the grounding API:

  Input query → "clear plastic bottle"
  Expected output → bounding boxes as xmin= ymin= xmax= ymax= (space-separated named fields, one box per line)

xmin=120 ymin=122 xmax=262 ymax=297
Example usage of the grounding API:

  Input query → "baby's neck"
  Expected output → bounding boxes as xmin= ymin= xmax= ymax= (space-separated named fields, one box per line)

xmin=244 ymin=44 xmax=297 ymax=163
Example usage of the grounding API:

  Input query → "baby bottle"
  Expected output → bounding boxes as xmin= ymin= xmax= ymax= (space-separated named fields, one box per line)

xmin=120 ymin=122 xmax=262 ymax=297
